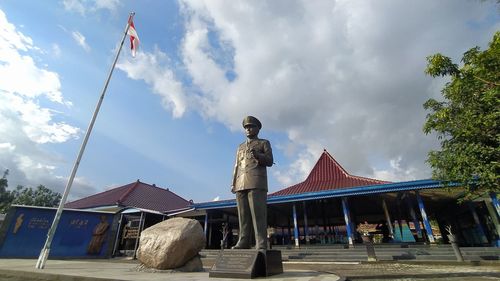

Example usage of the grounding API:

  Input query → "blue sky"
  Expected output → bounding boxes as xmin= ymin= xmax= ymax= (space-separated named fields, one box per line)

xmin=0 ymin=0 xmax=498 ymax=204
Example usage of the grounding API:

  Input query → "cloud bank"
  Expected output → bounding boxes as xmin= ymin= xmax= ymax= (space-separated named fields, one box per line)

xmin=0 ymin=9 xmax=97 ymax=199
xmin=119 ymin=0 xmax=499 ymax=187
xmin=62 ymin=0 xmax=120 ymax=15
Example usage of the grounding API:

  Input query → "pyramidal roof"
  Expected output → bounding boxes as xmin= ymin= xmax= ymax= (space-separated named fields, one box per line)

xmin=65 ymin=180 xmax=190 ymax=213
xmin=270 ymin=150 xmax=389 ymax=196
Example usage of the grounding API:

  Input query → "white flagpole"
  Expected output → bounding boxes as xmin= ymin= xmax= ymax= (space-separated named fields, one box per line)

xmin=36 ymin=12 xmax=136 ymax=269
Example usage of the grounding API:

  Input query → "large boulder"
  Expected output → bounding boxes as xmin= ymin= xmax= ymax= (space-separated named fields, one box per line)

xmin=137 ymin=217 xmax=205 ymax=270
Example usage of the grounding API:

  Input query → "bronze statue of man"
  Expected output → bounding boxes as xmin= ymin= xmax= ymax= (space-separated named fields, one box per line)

xmin=231 ymin=116 xmax=273 ymax=250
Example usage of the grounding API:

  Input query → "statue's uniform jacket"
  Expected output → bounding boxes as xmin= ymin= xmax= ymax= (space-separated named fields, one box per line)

xmin=231 ymin=137 xmax=273 ymax=250
xmin=232 ymin=138 xmax=273 ymax=191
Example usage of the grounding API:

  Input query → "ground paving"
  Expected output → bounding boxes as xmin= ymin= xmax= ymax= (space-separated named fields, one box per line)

xmin=0 ymin=259 xmax=499 ymax=281
xmin=0 ymin=259 xmax=341 ymax=281
xmin=284 ymin=261 xmax=500 ymax=280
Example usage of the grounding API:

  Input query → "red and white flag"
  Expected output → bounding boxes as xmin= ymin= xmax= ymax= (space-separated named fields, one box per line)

xmin=127 ymin=19 xmax=140 ymax=57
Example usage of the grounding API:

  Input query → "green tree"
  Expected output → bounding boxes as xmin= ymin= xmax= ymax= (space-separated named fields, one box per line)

xmin=0 ymin=170 xmax=14 ymax=213
xmin=423 ymin=31 xmax=499 ymax=199
xmin=11 ymin=185 xmax=62 ymax=207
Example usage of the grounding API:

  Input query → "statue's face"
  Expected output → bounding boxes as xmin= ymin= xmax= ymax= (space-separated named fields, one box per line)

xmin=244 ymin=124 xmax=259 ymax=138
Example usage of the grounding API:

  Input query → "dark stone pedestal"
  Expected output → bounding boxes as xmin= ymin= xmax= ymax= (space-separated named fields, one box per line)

xmin=361 ymin=235 xmax=378 ymax=262
xmin=209 ymin=249 xmax=283 ymax=279
xmin=448 ymin=234 xmax=464 ymax=262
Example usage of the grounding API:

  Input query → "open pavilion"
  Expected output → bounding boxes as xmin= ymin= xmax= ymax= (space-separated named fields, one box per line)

xmin=182 ymin=150 xmax=500 ymax=249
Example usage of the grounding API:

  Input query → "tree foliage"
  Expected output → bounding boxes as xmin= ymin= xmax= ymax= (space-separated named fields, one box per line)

xmin=0 ymin=170 xmax=62 ymax=212
xmin=0 ymin=170 xmax=14 ymax=213
xmin=11 ymin=185 xmax=62 ymax=207
xmin=423 ymin=31 xmax=499 ymax=199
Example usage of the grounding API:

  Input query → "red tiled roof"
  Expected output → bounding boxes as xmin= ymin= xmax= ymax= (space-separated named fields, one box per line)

xmin=270 ymin=150 xmax=389 ymax=196
xmin=65 ymin=180 xmax=190 ymax=213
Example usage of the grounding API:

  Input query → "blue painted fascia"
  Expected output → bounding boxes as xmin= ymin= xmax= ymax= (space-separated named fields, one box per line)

xmin=192 ymin=179 xmax=459 ymax=210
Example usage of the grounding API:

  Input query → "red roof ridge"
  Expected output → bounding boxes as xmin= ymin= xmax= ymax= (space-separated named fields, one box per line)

xmin=147 ymin=182 xmax=190 ymax=203
xmin=322 ymin=149 xmax=389 ymax=184
xmin=165 ymin=189 xmax=190 ymax=203
xmin=65 ymin=180 xmax=190 ymax=213
xmin=323 ymin=149 xmax=349 ymax=175
xmin=117 ymin=180 xmax=140 ymax=204
xmin=66 ymin=183 xmax=129 ymax=206
xmin=302 ymin=149 xmax=348 ymax=182
xmin=345 ymin=173 xmax=391 ymax=184
xmin=145 ymin=182 xmax=165 ymax=190
xmin=137 ymin=181 xmax=190 ymax=204
xmin=270 ymin=149 xmax=389 ymax=196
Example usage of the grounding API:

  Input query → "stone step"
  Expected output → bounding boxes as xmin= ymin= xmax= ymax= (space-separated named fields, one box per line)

xmin=200 ymin=246 xmax=500 ymax=263
xmin=201 ymin=252 xmax=500 ymax=260
xmin=281 ymin=249 xmax=499 ymax=254
xmin=282 ymin=252 xmax=499 ymax=259
xmin=202 ymin=245 xmax=500 ymax=252
xmin=286 ymin=250 xmax=500 ymax=256
xmin=285 ymin=255 xmax=499 ymax=262
xmin=272 ymin=244 xmax=453 ymax=249
xmin=201 ymin=248 xmax=500 ymax=254
xmin=461 ymin=249 xmax=500 ymax=253
xmin=413 ymin=255 xmax=462 ymax=261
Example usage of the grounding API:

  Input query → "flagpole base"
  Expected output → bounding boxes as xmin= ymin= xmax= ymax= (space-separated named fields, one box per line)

xmin=35 ymin=248 xmax=49 ymax=269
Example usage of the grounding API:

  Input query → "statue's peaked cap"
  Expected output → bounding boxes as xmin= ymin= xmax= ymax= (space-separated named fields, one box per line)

xmin=242 ymin=116 xmax=262 ymax=129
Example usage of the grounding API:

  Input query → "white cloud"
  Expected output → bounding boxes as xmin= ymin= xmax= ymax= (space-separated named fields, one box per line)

xmin=62 ymin=0 xmax=86 ymax=15
xmin=52 ymin=43 xmax=61 ymax=57
xmin=62 ymin=0 xmax=120 ymax=15
xmin=0 ymin=94 xmax=79 ymax=144
xmin=94 ymin=0 xmax=120 ymax=12
xmin=373 ymin=157 xmax=419 ymax=182
xmin=0 ymin=9 xmax=89 ymax=198
xmin=118 ymin=1 xmax=498 ymax=187
xmin=0 ymin=12 xmax=68 ymax=106
xmin=71 ymin=31 xmax=90 ymax=52
xmin=177 ymin=0 xmax=497 ymax=185
xmin=0 ymin=15 xmax=33 ymax=52
xmin=117 ymin=48 xmax=188 ymax=118
xmin=0 ymin=143 xmax=16 ymax=152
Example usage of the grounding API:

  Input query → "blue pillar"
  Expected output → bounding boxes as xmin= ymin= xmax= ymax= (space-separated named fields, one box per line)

xmin=406 ymin=198 xmax=422 ymax=239
xmin=133 ymin=212 xmax=145 ymax=259
xmin=293 ymin=203 xmax=300 ymax=247
xmin=287 ymin=217 xmax=292 ymax=245
xmin=468 ymin=202 xmax=488 ymax=244
xmin=487 ymin=192 xmax=500 ymax=247
xmin=490 ymin=192 xmax=500 ymax=218
xmin=415 ymin=191 xmax=435 ymax=243
xmin=281 ymin=227 xmax=286 ymax=245
xmin=204 ymin=213 xmax=209 ymax=237
xmin=303 ymin=201 xmax=310 ymax=244
xmin=382 ymin=199 xmax=395 ymax=239
xmin=341 ymin=197 xmax=354 ymax=245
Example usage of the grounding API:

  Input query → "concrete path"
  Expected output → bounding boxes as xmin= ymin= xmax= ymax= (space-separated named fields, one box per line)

xmin=0 ymin=259 xmax=343 ymax=281
xmin=1 ymin=259 xmax=500 ymax=280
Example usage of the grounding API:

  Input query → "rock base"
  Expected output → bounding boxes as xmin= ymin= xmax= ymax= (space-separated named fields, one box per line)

xmin=135 ymin=255 xmax=204 ymax=273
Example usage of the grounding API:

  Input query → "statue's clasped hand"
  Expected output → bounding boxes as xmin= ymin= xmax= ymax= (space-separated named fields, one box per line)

xmin=250 ymin=149 xmax=261 ymax=161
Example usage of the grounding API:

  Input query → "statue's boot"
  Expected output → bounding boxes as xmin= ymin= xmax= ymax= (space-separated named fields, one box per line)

xmin=231 ymin=239 xmax=250 ymax=249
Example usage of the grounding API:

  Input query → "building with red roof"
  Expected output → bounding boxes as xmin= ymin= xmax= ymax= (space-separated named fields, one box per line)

xmin=189 ymin=149 xmax=496 ymax=251
xmin=65 ymin=180 xmax=191 ymax=214
xmin=270 ymin=150 xmax=389 ymax=196
xmin=65 ymin=180 xmax=192 ymax=257
xmin=0 ymin=181 xmax=192 ymax=259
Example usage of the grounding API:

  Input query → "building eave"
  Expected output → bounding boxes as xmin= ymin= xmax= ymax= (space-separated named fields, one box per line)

xmin=192 ymin=179 xmax=457 ymax=210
